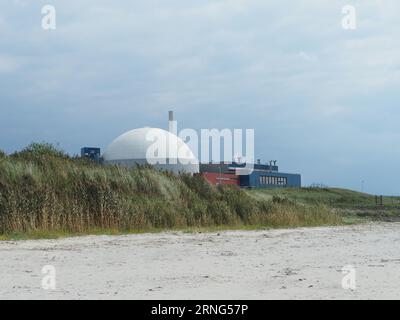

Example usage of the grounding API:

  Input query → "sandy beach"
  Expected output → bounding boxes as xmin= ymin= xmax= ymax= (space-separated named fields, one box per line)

xmin=1 ymin=222 xmax=400 ymax=300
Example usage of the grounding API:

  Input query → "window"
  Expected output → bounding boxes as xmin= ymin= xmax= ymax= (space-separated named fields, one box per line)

xmin=262 ymin=176 xmax=288 ymax=186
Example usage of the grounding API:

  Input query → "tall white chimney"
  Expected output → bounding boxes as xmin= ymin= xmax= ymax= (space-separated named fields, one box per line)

xmin=168 ymin=111 xmax=174 ymax=133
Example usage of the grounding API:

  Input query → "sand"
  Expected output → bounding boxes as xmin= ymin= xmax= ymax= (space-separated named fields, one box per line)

xmin=1 ymin=222 xmax=400 ymax=300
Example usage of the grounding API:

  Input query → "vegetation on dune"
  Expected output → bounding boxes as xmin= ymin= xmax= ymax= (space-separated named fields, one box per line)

xmin=248 ymin=187 xmax=400 ymax=223
xmin=249 ymin=187 xmax=400 ymax=207
xmin=0 ymin=143 xmax=341 ymax=238
xmin=0 ymin=150 xmax=7 ymax=160
xmin=250 ymin=188 xmax=368 ymax=206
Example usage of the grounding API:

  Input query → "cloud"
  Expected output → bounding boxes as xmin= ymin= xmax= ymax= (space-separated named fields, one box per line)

xmin=0 ymin=55 xmax=20 ymax=73
xmin=0 ymin=0 xmax=400 ymax=193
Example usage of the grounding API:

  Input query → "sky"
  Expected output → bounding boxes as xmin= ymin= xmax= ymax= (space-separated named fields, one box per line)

xmin=1 ymin=0 xmax=400 ymax=194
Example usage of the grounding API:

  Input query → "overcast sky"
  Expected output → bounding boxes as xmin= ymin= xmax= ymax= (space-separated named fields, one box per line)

xmin=1 ymin=0 xmax=400 ymax=194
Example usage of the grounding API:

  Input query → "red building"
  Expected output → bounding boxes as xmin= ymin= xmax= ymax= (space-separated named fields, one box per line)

xmin=201 ymin=172 xmax=239 ymax=186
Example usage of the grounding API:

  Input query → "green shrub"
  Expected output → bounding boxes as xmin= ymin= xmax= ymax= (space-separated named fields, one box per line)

xmin=0 ymin=143 xmax=342 ymax=236
xmin=11 ymin=142 xmax=67 ymax=161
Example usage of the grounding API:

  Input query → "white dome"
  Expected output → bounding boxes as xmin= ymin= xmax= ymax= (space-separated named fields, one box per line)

xmin=103 ymin=127 xmax=199 ymax=174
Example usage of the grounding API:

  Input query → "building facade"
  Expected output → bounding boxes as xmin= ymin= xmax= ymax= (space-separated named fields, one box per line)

xmin=81 ymin=147 xmax=101 ymax=162
xmin=200 ymin=162 xmax=301 ymax=189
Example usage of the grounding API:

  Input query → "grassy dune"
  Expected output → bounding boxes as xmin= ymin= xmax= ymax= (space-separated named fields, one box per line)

xmin=248 ymin=187 xmax=400 ymax=208
xmin=248 ymin=188 xmax=378 ymax=206
xmin=0 ymin=143 xmax=341 ymax=238
xmin=248 ymin=188 xmax=400 ymax=223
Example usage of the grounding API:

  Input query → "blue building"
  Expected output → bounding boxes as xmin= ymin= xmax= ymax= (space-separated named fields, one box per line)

xmin=81 ymin=147 xmax=101 ymax=162
xmin=238 ymin=170 xmax=301 ymax=189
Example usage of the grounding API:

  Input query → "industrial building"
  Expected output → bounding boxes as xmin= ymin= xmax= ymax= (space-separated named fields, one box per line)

xmin=200 ymin=162 xmax=301 ymax=189
xmin=81 ymin=147 xmax=101 ymax=162
xmin=102 ymin=112 xmax=199 ymax=175
xmin=81 ymin=111 xmax=301 ymax=189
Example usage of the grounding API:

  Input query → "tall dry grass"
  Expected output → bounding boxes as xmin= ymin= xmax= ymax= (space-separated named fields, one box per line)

xmin=0 ymin=143 xmax=341 ymax=236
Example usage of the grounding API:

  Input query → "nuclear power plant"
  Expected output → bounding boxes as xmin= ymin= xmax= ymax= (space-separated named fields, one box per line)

xmin=81 ymin=112 xmax=301 ymax=189
xmin=102 ymin=127 xmax=200 ymax=175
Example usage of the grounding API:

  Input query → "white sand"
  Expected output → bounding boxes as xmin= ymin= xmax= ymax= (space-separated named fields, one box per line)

xmin=1 ymin=222 xmax=400 ymax=300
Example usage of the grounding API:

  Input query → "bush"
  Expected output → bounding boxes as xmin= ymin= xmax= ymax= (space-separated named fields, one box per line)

xmin=11 ymin=142 xmax=67 ymax=160
xmin=0 ymin=143 xmax=342 ymax=236
xmin=0 ymin=150 xmax=6 ymax=159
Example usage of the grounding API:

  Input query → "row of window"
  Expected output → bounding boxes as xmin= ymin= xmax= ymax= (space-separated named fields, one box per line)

xmin=259 ymin=176 xmax=287 ymax=186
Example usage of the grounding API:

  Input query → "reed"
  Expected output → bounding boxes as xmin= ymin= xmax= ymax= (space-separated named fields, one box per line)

xmin=0 ymin=143 xmax=341 ymax=236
